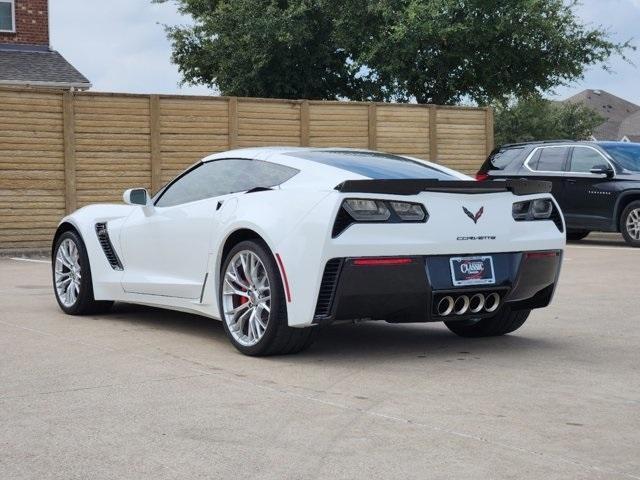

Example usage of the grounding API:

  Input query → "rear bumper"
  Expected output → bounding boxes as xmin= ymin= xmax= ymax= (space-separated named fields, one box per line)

xmin=312 ymin=250 xmax=562 ymax=324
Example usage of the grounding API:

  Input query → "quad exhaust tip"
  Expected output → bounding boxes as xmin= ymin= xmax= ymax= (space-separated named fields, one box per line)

xmin=484 ymin=293 xmax=501 ymax=313
xmin=453 ymin=295 xmax=470 ymax=315
xmin=437 ymin=292 xmax=501 ymax=317
xmin=437 ymin=296 xmax=455 ymax=316
xmin=469 ymin=293 xmax=485 ymax=314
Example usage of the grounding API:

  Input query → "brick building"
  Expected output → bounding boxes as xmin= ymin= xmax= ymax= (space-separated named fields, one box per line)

xmin=0 ymin=0 xmax=90 ymax=89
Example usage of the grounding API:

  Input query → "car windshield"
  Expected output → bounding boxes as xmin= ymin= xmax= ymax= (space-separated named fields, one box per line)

xmin=600 ymin=143 xmax=640 ymax=172
xmin=287 ymin=150 xmax=457 ymax=180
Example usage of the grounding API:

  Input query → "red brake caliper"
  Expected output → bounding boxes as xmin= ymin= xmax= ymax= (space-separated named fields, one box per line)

xmin=235 ymin=267 xmax=249 ymax=308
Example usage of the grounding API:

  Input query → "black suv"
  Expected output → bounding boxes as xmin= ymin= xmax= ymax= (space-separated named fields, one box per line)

xmin=477 ymin=141 xmax=640 ymax=247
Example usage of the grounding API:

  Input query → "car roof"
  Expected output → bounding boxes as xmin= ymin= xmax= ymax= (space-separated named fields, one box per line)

xmin=498 ymin=140 xmax=640 ymax=153
xmin=202 ymin=146 xmax=375 ymax=162
xmin=201 ymin=147 xmax=469 ymax=183
xmin=500 ymin=140 xmax=577 ymax=148
xmin=594 ymin=141 xmax=640 ymax=147
xmin=497 ymin=140 xmax=640 ymax=150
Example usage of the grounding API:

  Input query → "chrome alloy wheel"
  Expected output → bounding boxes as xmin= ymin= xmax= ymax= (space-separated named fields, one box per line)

xmin=54 ymin=238 xmax=82 ymax=307
xmin=222 ymin=250 xmax=271 ymax=347
xmin=626 ymin=208 xmax=640 ymax=240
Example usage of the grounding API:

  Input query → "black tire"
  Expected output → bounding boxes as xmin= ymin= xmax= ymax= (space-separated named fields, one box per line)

xmin=52 ymin=230 xmax=113 ymax=315
xmin=444 ymin=307 xmax=530 ymax=338
xmin=219 ymin=240 xmax=317 ymax=356
xmin=620 ymin=200 xmax=640 ymax=248
xmin=566 ymin=230 xmax=590 ymax=242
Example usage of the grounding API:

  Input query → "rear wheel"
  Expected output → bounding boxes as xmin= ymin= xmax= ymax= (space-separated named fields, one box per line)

xmin=444 ymin=308 xmax=530 ymax=338
xmin=566 ymin=230 xmax=590 ymax=241
xmin=620 ymin=201 xmax=640 ymax=247
xmin=219 ymin=240 xmax=317 ymax=356
xmin=52 ymin=231 xmax=113 ymax=315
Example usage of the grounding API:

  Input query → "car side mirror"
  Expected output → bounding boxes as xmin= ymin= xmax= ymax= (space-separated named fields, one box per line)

xmin=590 ymin=165 xmax=614 ymax=178
xmin=123 ymin=188 xmax=150 ymax=206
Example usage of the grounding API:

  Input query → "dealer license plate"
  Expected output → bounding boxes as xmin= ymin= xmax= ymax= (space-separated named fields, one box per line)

xmin=449 ymin=256 xmax=495 ymax=287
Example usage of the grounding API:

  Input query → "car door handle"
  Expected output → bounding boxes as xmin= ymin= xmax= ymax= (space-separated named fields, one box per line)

xmin=564 ymin=178 xmax=577 ymax=184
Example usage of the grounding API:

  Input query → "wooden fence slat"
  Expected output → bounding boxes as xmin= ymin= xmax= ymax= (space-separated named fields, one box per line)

xmin=63 ymin=91 xmax=76 ymax=214
xmin=300 ymin=100 xmax=310 ymax=147
xmin=485 ymin=107 xmax=495 ymax=156
xmin=429 ymin=106 xmax=438 ymax=162
xmin=228 ymin=97 xmax=238 ymax=149
xmin=150 ymin=95 xmax=162 ymax=194
xmin=368 ymin=104 xmax=377 ymax=150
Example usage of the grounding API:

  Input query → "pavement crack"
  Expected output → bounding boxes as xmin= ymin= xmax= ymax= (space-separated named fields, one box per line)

xmin=0 ymin=373 xmax=209 ymax=401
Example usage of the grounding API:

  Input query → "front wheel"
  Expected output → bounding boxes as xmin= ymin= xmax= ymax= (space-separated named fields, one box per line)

xmin=444 ymin=308 xmax=530 ymax=338
xmin=219 ymin=240 xmax=317 ymax=356
xmin=621 ymin=201 xmax=640 ymax=247
xmin=52 ymin=231 xmax=113 ymax=315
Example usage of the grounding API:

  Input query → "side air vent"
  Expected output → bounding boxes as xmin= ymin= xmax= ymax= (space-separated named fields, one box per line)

xmin=95 ymin=223 xmax=123 ymax=271
xmin=332 ymin=207 xmax=353 ymax=237
xmin=314 ymin=258 xmax=343 ymax=319
xmin=550 ymin=205 xmax=565 ymax=233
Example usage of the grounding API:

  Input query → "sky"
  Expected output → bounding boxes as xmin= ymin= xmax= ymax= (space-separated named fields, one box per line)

xmin=50 ymin=0 xmax=640 ymax=104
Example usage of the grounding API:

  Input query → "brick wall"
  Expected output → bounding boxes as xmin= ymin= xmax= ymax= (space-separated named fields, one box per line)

xmin=0 ymin=0 xmax=49 ymax=45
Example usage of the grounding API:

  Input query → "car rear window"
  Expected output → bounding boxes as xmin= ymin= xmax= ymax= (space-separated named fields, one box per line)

xmin=287 ymin=150 xmax=456 ymax=180
xmin=487 ymin=147 xmax=523 ymax=170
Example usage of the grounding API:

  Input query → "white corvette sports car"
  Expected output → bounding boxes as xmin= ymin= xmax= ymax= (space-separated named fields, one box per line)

xmin=52 ymin=147 xmax=565 ymax=355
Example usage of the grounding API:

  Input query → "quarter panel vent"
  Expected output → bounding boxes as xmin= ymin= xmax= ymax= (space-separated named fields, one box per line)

xmin=95 ymin=222 xmax=124 ymax=271
xmin=314 ymin=258 xmax=343 ymax=319
xmin=332 ymin=207 xmax=353 ymax=237
xmin=550 ymin=206 xmax=564 ymax=233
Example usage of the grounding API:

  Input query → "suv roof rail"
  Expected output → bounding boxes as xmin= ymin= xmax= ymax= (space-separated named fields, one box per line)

xmin=500 ymin=139 xmax=578 ymax=149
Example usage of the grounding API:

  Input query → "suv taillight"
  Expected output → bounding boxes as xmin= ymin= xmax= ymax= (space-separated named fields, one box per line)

xmin=475 ymin=172 xmax=489 ymax=181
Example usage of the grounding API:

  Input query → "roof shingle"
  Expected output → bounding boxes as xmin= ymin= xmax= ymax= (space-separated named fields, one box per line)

xmin=564 ymin=89 xmax=640 ymax=141
xmin=0 ymin=44 xmax=91 ymax=89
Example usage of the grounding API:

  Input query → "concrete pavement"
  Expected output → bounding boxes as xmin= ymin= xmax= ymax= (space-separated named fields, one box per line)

xmin=1 ymin=239 xmax=638 ymax=479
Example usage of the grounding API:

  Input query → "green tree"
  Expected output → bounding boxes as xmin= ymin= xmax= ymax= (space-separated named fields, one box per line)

xmin=153 ymin=0 xmax=368 ymax=99
xmin=493 ymin=96 xmax=605 ymax=147
xmin=155 ymin=0 xmax=631 ymax=103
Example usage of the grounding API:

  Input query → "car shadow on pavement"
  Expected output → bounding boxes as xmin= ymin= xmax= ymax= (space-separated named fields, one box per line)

xmin=102 ymin=303 xmax=563 ymax=362
xmin=105 ymin=302 xmax=226 ymax=340
xmin=295 ymin=321 xmax=563 ymax=363
xmin=571 ymin=233 xmax=628 ymax=248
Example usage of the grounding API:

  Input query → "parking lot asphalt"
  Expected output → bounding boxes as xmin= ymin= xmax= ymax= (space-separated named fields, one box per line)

xmin=1 ymin=236 xmax=638 ymax=480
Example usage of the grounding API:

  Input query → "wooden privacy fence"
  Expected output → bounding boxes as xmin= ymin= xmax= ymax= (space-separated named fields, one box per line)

xmin=0 ymin=87 xmax=494 ymax=251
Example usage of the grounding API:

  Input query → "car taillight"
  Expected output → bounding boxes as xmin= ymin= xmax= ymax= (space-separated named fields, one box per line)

xmin=475 ymin=172 xmax=489 ymax=181
xmin=511 ymin=199 xmax=564 ymax=233
xmin=512 ymin=199 xmax=554 ymax=220
xmin=332 ymin=198 xmax=429 ymax=237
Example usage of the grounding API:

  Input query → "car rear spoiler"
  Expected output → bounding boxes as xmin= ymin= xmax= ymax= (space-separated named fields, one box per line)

xmin=334 ymin=178 xmax=552 ymax=196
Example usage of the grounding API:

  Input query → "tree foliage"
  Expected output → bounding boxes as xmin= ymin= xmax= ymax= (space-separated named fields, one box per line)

xmin=155 ymin=0 xmax=632 ymax=103
xmin=493 ymin=96 xmax=605 ymax=147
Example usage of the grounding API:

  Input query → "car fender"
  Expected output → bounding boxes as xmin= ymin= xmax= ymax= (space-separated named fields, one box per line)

xmin=54 ymin=204 xmax=135 ymax=300
xmin=612 ymin=189 xmax=640 ymax=230
xmin=209 ymin=189 xmax=335 ymax=321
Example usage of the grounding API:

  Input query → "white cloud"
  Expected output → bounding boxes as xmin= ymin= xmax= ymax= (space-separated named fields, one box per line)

xmin=547 ymin=0 xmax=640 ymax=104
xmin=50 ymin=0 xmax=211 ymax=95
